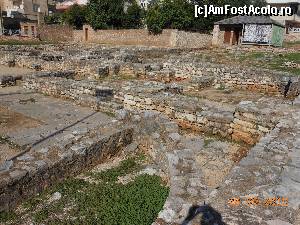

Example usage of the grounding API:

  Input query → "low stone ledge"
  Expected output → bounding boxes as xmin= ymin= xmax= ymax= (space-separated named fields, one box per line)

xmin=0 ymin=125 xmax=133 ymax=211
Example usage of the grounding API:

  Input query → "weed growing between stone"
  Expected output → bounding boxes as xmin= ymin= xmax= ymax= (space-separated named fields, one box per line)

xmin=0 ymin=157 xmax=169 ymax=225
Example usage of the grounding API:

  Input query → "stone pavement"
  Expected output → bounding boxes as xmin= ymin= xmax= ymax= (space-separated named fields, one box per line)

xmin=0 ymin=87 xmax=114 ymax=159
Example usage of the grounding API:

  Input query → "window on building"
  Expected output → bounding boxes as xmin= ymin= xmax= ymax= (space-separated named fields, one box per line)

xmin=33 ymin=4 xmax=40 ymax=12
xmin=24 ymin=26 xmax=29 ymax=35
xmin=31 ymin=26 xmax=35 ymax=36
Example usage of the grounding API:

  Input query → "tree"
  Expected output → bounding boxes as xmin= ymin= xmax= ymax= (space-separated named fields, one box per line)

xmin=146 ymin=0 xmax=194 ymax=34
xmin=44 ymin=13 xmax=63 ymax=24
xmin=63 ymin=4 xmax=87 ymax=29
xmin=145 ymin=4 xmax=164 ymax=34
xmin=124 ymin=2 xmax=144 ymax=29
xmin=87 ymin=0 xmax=126 ymax=30
xmin=146 ymin=0 xmax=267 ymax=34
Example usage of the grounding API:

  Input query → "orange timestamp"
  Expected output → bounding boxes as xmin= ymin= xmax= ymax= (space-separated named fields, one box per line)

xmin=228 ymin=196 xmax=289 ymax=207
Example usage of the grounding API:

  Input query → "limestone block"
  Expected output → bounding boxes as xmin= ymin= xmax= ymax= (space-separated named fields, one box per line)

xmin=233 ymin=118 xmax=255 ymax=129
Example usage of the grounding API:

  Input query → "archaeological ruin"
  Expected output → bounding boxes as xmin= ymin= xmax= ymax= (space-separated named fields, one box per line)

xmin=0 ymin=44 xmax=299 ymax=225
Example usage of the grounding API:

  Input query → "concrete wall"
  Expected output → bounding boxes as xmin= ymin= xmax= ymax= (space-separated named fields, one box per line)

xmin=82 ymin=25 xmax=212 ymax=48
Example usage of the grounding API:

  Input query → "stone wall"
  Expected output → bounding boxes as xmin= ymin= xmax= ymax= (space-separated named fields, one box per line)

xmin=84 ymin=26 xmax=173 ymax=47
xmin=73 ymin=30 xmax=83 ymax=42
xmin=285 ymin=32 xmax=300 ymax=42
xmin=121 ymin=94 xmax=281 ymax=145
xmin=22 ymin=73 xmax=282 ymax=145
xmin=0 ymin=35 xmax=36 ymax=41
xmin=214 ymin=66 xmax=300 ymax=98
xmin=0 ymin=124 xmax=133 ymax=211
xmin=23 ymin=74 xmax=123 ymax=113
xmin=83 ymin=26 xmax=212 ymax=48
xmin=38 ymin=25 xmax=74 ymax=42
xmin=171 ymin=30 xmax=212 ymax=48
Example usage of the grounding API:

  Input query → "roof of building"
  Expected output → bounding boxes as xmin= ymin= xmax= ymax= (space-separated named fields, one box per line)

xmin=266 ymin=0 xmax=300 ymax=4
xmin=215 ymin=16 xmax=285 ymax=27
xmin=56 ymin=0 xmax=88 ymax=11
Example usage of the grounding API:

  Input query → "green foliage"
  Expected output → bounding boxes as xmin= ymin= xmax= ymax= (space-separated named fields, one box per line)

xmin=146 ymin=0 xmax=267 ymax=34
xmin=0 ymin=211 xmax=16 ymax=223
xmin=63 ymin=4 xmax=87 ymax=29
xmin=87 ymin=0 xmax=126 ymax=29
xmin=87 ymin=0 xmax=143 ymax=30
xmin=146 ymin=0 xmax=194 ymax=34
xmin=124 ymin=2 xmax=145 ymax=29
xmin=3 ymin=157 xmax=169 ymax=225
xmin=44 ymin=13 xmax=63 ymax=24
xmin=89 ymin=157 xmax=139 ymax=182
xmin=145 ymin=4 xmax=165 ymax=34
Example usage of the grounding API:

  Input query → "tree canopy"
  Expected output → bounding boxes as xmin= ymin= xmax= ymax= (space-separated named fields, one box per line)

xmin=46 ymin=0 xmax=267 ymax=33
xmin=63 ymin=4 xmax=87 ymax=29
xmin=146 ymin=0 xmax=267 ymax=34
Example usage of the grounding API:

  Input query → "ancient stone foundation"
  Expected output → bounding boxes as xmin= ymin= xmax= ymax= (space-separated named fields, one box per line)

xmin=0 ymin=125 xmax=133 ymax=211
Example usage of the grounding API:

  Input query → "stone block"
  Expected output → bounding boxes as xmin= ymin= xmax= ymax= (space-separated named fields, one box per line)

xmin=97 ymin=66 xmax=109 ymax=78
xmin=95 ymin=86 xmax=113 ymax=99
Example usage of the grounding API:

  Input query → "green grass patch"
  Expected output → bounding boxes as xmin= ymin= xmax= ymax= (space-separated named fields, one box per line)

xmin=238 ymin=52 xmax=265 ymax=61
xmin=269 ymin=53 xmax=300 ymax=75
xmin=2 ymin=156 xmax=168 ymax=225
xmin=33 ymin=209 xmax=49 ymax=223
xmin=235 ymin=51 xmax=300 ymax=75
xmin=0 ymin=211 xmax=17 ymax=223
xmin=67 ymin=174 xmax=169 ymax=225
xmin=89 ymin=157 xmax=140 ymax=182
xmin=276 ymin=52 xmax=300 ymax=62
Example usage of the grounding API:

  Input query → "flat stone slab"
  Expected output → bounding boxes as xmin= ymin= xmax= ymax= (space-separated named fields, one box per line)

xmin=0 ymin=87 xmax=114 ymax=160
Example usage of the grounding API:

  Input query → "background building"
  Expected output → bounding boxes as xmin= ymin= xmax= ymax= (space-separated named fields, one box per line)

xmin=0 ymin=0 xmax=48 ymax=21
xmin=267 ymin=0 xmax=300 ymax=33
xmin=212 ymin=16 xmax=285 ymax=47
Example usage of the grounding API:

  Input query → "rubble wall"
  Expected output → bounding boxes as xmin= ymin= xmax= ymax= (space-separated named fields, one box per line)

xmin=23 ymin=75 xmax=279 ymax=145
xmin=0 ymin=126 xmax=133 ymax=211
xmin=121 ymin=94 xmax=279 ymax=145
xmin=205 ymin=66 xmax=300 ymax=98
xmin=284 ymin=32 xmax=300 ymax=42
